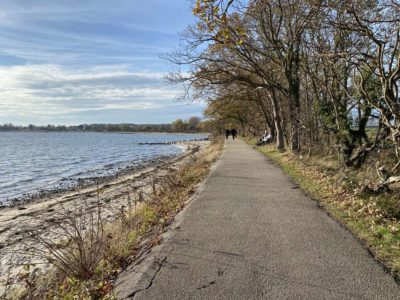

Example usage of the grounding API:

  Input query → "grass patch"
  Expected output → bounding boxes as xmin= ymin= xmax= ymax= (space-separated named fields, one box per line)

xmin=9 ymin=138 xmax=223 ymax=300
xmin=245 ymin=138 xmax=400 ymax=281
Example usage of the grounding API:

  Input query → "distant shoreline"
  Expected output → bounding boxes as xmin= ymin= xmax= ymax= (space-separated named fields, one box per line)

xmin=0 ymin=121 xmax=205 ymax=134
xmin=0 ymin=130 xmax=205 ymax=134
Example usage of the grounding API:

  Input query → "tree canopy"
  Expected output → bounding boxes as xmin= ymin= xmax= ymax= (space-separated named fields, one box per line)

xmin=167 ymin=0 xmax=400 ymax=183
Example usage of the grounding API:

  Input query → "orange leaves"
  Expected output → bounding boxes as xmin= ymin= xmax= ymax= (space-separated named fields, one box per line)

xmin=193 ymin=0 xmax=215 ymax=20
xmin=192 ymin=0 xmax=248 ymax=47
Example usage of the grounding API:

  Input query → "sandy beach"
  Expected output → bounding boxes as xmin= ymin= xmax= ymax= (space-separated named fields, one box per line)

xmin=0 ymin=140 xmax=209 ymax=296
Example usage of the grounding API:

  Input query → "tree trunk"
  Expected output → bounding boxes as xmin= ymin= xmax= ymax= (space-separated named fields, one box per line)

xmin=256 ymin=92 xmax=275 ymax=136
xmin=288 ymin=81 xmax=301 ymax=152
xmin=269 ymin=90 xmax=285 ymax=150
xmin=239 ymin=119 xmax=246 ymax=136
xmin=286 ymin=40 xmax=302 ymax=152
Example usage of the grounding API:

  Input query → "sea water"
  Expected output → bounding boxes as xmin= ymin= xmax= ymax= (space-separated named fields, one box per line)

xmin=0 ymin=132 xmax=206 ymax=205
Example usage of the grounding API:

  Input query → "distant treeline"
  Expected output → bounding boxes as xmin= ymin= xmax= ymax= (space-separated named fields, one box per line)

xmin=0 ymin=117 xmax=203 ymax=133
xmin=0 ymin=123 xmax=172 ymax=132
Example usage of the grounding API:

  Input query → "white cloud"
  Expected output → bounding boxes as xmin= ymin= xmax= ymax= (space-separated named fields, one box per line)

xmin=0 ymin=0 xmax=193 ymax=66
xmin=0 ymin=1 xmax=202 ymax=124
xmin=0 ymin=64 xmax=180 ymax=118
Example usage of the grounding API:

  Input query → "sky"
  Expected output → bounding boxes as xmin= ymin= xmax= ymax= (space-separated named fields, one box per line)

xmin=0 ymin=0 xmax=205 ymax=125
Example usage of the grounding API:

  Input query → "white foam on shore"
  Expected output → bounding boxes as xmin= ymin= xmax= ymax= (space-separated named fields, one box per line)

xmin=176 ymin=144 xmax=188 ymax=153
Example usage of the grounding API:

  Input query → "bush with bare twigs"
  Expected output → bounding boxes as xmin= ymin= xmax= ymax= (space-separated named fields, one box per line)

xmin=22 ymin=194 xmax=105 ymax=281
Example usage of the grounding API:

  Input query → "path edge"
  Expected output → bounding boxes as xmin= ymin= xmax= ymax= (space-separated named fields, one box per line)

xmin=113 ymin=144 xmax=226 ymax=299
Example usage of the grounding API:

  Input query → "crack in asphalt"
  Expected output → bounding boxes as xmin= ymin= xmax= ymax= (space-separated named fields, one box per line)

xmin=128 ymin=246 xmax=174 ymax=299
xmin=196 ymin=280 xmax=216 ymax=290
xmin=126 ymin=257 xmax=167 ymax=299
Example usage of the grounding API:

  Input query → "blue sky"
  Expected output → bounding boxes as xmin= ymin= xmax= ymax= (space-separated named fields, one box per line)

xmin=0 ymin=0 xmax=204 ymax=125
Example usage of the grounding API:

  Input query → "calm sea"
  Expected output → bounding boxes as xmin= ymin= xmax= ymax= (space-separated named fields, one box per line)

xmin=0 ymin=132 xmax=206 ymax=205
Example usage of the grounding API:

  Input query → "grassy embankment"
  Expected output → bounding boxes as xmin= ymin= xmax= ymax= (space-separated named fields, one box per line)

xmin=245 ymin=138 xmax=400 ymax=282
xmin=12 ymin=138 xmax=223 ymax=300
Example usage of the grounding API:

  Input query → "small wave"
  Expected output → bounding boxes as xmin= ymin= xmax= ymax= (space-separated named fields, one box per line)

xmin=16 ymin=178 xmax=34 ymax=184
xmin=175 ymin=144 xmax=188 ymax=152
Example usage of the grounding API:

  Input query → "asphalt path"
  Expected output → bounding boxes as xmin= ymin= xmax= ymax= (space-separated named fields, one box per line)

xmin=116 ymin=138 xmax=400 ymax=299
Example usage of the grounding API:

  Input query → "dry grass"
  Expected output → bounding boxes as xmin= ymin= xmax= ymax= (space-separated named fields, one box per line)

xmin=9 ymin=138 xmax=223 ymax=300
xmin=24 ymin=196 xmax=106 ymax=281
xmin=246 ymin=138 xmax=400 ymax=282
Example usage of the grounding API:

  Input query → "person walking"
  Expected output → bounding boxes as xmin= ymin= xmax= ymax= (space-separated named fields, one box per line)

xmin=225 ymin=128 xmax=230 ymax=140
xmin=231 ymin=128 xmax=237 ymax=140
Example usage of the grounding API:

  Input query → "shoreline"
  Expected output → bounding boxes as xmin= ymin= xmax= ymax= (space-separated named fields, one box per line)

xmin=0 ymin=140 xmax=209 ymax=296
xmin=1 ymin=153 xmax=181 ymax=209
xmin=0 ymin=137 xmax=209 ymax=209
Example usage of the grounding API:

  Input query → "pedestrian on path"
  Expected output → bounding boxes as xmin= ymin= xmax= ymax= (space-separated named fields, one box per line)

xmin=225 ymin=128 xmax=230 ymax=140
xmin=231 ymin=128 xmax=237 ymax=140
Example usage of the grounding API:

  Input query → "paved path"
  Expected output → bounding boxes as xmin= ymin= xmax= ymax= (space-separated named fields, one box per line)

xmin=117 ymin=139 xmax=400 ymax=299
